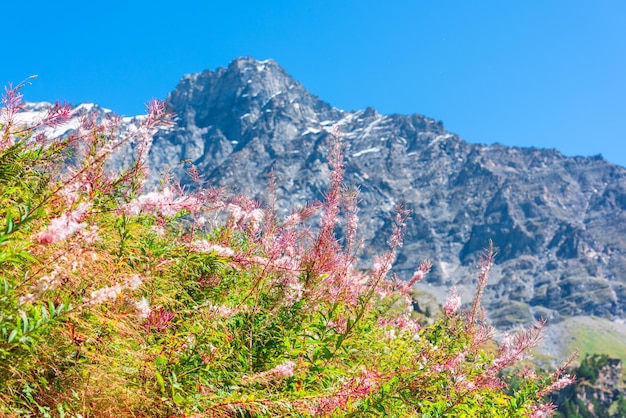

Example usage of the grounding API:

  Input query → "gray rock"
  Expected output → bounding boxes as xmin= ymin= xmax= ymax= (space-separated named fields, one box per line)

xmin=49 ymin=57 xmax=626 ymax=325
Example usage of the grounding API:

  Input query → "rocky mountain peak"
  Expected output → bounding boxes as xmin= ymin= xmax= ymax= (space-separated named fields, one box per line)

xmin=168 ymin=57 xmax=334 ymax=130
xmin=143 ymin=58 xmax=626 ymax=326
xmin=149 ymin=58 xmax=343 ymax=186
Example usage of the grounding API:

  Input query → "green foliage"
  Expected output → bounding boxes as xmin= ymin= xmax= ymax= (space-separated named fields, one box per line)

xmin=577 ymin=354 xmax=610 ymax=385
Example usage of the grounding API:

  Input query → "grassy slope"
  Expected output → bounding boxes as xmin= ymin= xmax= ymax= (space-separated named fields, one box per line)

xmin=535 ymin=316 xmax=626 ymax=378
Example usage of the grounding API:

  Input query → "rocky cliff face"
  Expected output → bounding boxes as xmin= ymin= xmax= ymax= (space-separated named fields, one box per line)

xmin=577 ymin=359 xmax=624 ymax=412
xmin=106 ymin=57 xmax=626 ymax=325
xmin=552 ymin=356 xmax=626 ymax=417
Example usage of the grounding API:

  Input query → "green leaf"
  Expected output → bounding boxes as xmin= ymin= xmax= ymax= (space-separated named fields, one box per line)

xmin=155 ymin=371 xmax=166 ymax=394
xmin=155 ymin=355 xmax=168 ymax=367
xmin=335 ymin=334 xmax=345 ymax=350
xmin=172 ymin=393 xmax=184 ymax=405
xmin=7 ymin=329 xmax=17 ymax=343
xmin=4 ymin=211 xmax=14 ymax=235
xmin=21 ymin=312 xmax=29 ymax=334
xmin=19 ymin=335 xmax=34 ymax=346
xmin=40 ymin=304 xmax=49 ymax=321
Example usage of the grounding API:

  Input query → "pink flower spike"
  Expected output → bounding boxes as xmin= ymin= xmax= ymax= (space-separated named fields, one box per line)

xmin=444 ymin=286 xmax=462 ymax=316
xmin=1 ymin=83 xmax=24 ymax=121
xmin=144 ymin=308 xmax=175 ymax=332
xmin=241 ymin=360 xmax=296 ymax=385
xmin=36 ymin=202 xmax=92 ymax=244
xmin=121 ymin=188 xmax=204 ymax=218
xmin=134 ymin=297 xmax=152 ymax=319
xmin=85 ymin=283 xmax=124 ymax=306
xmin=190 ymin=240 xmax=235 ymax=257
xmin=126 ymin=274 xmax=146 ymax=290
xmin=40 ymin=101 xmax=73 ymax=127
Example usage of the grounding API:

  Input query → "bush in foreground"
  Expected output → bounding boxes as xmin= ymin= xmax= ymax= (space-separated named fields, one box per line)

xmin=0 ymin=82 xmax=573 ymax=417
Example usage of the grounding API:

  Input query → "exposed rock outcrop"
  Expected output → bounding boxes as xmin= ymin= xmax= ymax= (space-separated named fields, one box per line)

xmin=144 ymin=57 xmax=626 ymax=324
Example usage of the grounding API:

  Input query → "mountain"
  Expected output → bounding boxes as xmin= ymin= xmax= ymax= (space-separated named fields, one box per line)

xmin=21 ymin=58 xmax=626 ymax=330
xmin=144 ymin=57 xmax=626 ymax=328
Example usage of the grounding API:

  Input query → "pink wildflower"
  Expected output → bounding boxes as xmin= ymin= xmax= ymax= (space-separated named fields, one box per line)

xmin=241 ymin=361 xmax=295 ymax=385
xmin=144 ymin=98 xmax=173 ymax=129
xmin=226 ymin=200 xmax=264 ymax=231
xmin=281 ymin=202 xmax=322 ymax=228
xmin=37 ymin=202 xmax=91 ymax=244
xmin=469 ymin=242 xmax=495 ymax=326
xmin=434 ymin=352 xmax=467 ymax=373
xmin=144 ymin=308 xmax=175 ymax=332
xmin=396 ymin=259 xmax=432 ymax=294
xmin=0 ymin=83 xmax=24 ymax=149
xmin=537 ymin=375 xmax=576 ymax=397
xmin=85 ymin=283 xmax=124 ymax=306
xmin=126 ymin=274 xmax=146 ymax=290
xmin=388 ymin=205 xmax=409 ymax=250
xmin=205 ymin=303 xmax=237 ymax=318
xmin=282 ymin=276 xmax=304 ymax=305
xmin=271 ymin=361 xmax=296 ymax=379
xmin=19 ymin=293 xmax=36 ymax=304
xmin=281 ymin=213 xmax=302 ymax=228
xmin=492 ymin=322 xmax=544 ymax=369
xmin=298 ymin=368 xmax=381 ymax=415
xmin=129 ymin=99 xmax=175 ymax=165
xmin=378 ymin=315 xmax=421 ymax=339
xmin=343 ymin=190 xmax=360 ymax=255
xmin=35 ymin=271 xmax=61 ymax=292
xmin=39 ymin=101 xmax=73 ymax=128
xmin=372 ymin=253 xmax=393 ymax=279
xmin=58 ymin=173 xmax=91 ymax=206
xmin=529 ymin=403 xmax=556 ymax=418
xmin=121 ymin=188 xmax=203 ymax=217
xmin=326 ymin=316 xmax=348 ymax=333
xmin=190 ymin=240 xmax=235 ymax=257
xmin=134 ymin=297 xmax=152 ymax=319
xmin=123 ymin=189 xmax=174 ymax=216
xmin=444 ymin=286 xmax=462 ymax=316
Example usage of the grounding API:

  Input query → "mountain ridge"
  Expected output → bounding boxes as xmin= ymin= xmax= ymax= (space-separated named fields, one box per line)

xmin=153 ymin=57 xmax=626 ymax=325
xmin=21 ymin=57 xmax=626 ymax=327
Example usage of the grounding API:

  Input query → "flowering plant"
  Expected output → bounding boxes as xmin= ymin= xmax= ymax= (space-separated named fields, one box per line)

xmin=0 ymin=82 xmax=573 ymax=417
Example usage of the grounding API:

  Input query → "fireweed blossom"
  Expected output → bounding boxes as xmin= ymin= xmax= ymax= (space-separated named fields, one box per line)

xmin=241 ymin=361 xmax=296 ymax=385
xmin=120 ymin=188 xmax=203 ymax=218
xmin=195 ymin=302 xmax=237 ymax=318
xmin=82 ymin=275 xmax=146 ymax=308
xmin=281 ymin=275 xmax=304 ymax=306
xmin=190 ymin=240 xmax=236 ymax=257
xmin=85 ymin=283 xmax=124 ymax=307
xmin=0 ymin=83 xmax=73 ymax=150
xmin=444 ymin=286 xmax=462 ymax=316
xmin=394 ymin=259 xmax=432 ymax=295
xmin=0 ymin=83 xmax=25 ymax=146
xmin=36 ymin=202 xmax=92 ymax=244
xmin=58 ymin=171 xmax=93 ymax=207
xmin=134 ymin=297 xmax=152 ymax=319
xmin=144 ymin=308 xmax=175 ymax=332
xmin=296 ymin=368 xmax=382 ymax=416
xmin=225 ymin=202 xmax=265 ymax=231
xmin=126 ymin=273 xmax=146 ymax=290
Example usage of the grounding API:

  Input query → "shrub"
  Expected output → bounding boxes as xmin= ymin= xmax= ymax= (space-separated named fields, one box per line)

xmin=0 ymin=81 xmax=573 ymax=417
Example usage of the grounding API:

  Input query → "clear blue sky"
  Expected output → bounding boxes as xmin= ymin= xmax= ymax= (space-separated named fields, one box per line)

xmin=4 ymin=1 xmax=625 ymax=167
